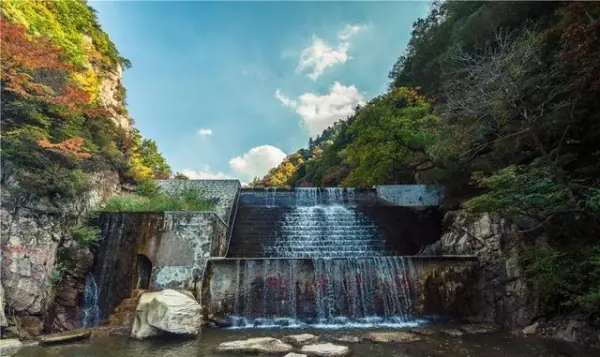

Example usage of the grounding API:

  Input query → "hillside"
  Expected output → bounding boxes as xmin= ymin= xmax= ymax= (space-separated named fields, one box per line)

xmin=0 ymin=0 xmax=169 ymax=334
xmin=253 ymin=1 xmax=600 ymax=322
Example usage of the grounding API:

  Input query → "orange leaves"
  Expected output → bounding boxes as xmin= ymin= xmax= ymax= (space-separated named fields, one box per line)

xmin=38 ymin=137 xmax=92 ymax=159
xmin=0 ymin=18 xmax=101 ymax=115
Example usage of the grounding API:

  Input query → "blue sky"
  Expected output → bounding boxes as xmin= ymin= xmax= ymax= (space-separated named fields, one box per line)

xmin=91 ymin=0 xmax=431 ymax=182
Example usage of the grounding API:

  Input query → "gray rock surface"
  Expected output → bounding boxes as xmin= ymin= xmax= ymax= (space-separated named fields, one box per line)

xmin=216 ymin=337 xmax=293 ymax=354
xmin=420 ymin=211 xmax=539 ymax=328
xmin=1 ymin=283 xmax=7 ymax=327
xmin=0 ymin=339 xmax=23 ymax=356
xmin=283 ymin=333 xmax=319 ymax=346
xmin=361 ymin=331 xmax=421 ymax=343
xmin=300 ymin=343 xmax=350 ymax=357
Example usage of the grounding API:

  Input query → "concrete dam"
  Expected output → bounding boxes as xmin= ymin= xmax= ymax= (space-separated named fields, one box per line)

xmin=87 ymin=181 xmax=476 ymax=330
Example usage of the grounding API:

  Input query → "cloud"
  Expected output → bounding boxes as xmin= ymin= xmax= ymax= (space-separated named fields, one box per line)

xmin=275 ymin=82 xmax=366 ymax=135
xmin=337 ymin=24 xmax=366 ymax=41
xmin=229 ymin=145 xmax=287 ymax=180
xmin=296 ymin=24 xmax=366 ymax=80
xmin=275 ymin=89 xmax=297 ymax=107
xmin=180 ymin=165 xmax=230 ymax=180
xmin=197 ymin=128 xmax=213 ymax=137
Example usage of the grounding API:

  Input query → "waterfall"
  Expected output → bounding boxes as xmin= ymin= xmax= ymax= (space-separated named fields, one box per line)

xmin=80 ymin=273 xmax=100 ymax=328
xmin=296 ymin=187 xmax=318 ymax=206
xmin=225 ymin=257 xmax=420 ymax=329
xmin=271 ymin=202 xmax=382 ymax=258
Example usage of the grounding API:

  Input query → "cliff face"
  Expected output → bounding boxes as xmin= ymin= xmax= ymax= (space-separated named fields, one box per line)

xmin=0 ymin=0 xmax=134 ymax=337
xmin=421 ymin=212 xmax=600 ymax=348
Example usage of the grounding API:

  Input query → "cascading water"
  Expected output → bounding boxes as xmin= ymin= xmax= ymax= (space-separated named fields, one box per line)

xmin=80 ymin=273 xmax=100 ymax=328
xmin=225 ymin=257 xmax=421 ymax=328
xmin=267 ymin=188 xmax=386 ymax=258
xmin=225 ymin=187 xmax=423 ymax=328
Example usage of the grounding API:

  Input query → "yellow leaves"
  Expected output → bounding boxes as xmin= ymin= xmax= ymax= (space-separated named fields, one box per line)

xmin=71 ymin=68 xmax=99 ymax=102
xmin=127 ymin=152 xmax=154 ymax=181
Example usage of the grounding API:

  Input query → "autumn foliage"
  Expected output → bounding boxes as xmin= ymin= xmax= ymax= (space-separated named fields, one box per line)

xmin=38 ymin=137 xmax=91 ymax=159
xmin=0 ymin=19 xmax=90 ymax=108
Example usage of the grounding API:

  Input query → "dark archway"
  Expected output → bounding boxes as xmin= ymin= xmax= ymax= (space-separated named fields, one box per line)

xmin=136 ymin=254 xmax=152 ymax=290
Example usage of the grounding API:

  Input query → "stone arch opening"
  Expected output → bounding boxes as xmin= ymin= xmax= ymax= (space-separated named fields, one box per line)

xmin=136 ymin=254 xmax=152 ymax=290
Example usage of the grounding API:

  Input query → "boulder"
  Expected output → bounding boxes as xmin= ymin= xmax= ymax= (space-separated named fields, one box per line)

xmin=361 ymin=331 xmax=421 ymax=343
xmin=522 ymin=322 xmax=539 ymax=335
xmin=333 ymin=335 xmax=362 ymax=343
xmin=300 ymin=343 xmax=350 ymax=357
xmin=284 ymin=354 xmax=308 ymax=357
xmin=440 ymin=329 xmax=464 ymax=337
xmin=0 ymin=339 xmax=22 ymax=356
xmin=131 ymin=289 xmax=202 ymax=340
xmin=217 ymin=337 xmax=293 ymax=354
xmin=283 ymin=333 xmax=319 ymax=346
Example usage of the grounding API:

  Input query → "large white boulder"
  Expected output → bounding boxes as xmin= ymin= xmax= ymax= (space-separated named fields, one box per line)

xmin=131 ymin=289 xmax=201 ymax=340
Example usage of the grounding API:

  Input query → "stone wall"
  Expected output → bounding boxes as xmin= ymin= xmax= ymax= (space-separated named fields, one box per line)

xmin=376 ymin=185 xmax=441 ymax=206
xmin=202 ymin=256 xmax=477 ymax=322
xmin=93 ymin=211 xmax=227 ymax=322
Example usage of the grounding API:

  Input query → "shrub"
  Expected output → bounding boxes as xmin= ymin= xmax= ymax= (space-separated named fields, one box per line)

xmin=71 ymin=224 xmax=102 ymax=247
xmin=103 ymin=187 xmax=214 ymax=212
xmin=524 ymin=245 xmax=600 ymax=318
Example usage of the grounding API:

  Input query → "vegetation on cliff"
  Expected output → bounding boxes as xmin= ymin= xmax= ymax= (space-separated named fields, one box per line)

xmin=102 ymin=187 xmax=214 ymax=212
xmin=0 ymin=0 xmax=170 ymax=202
xmin=253 ymin=1 xmax=600 ymax=320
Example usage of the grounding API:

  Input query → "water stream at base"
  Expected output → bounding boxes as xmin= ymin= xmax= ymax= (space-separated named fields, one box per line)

xmin=80 ymin=273 xmax=100 ymax=328
xmin=225 ymin=257 xmax=420 ymax=329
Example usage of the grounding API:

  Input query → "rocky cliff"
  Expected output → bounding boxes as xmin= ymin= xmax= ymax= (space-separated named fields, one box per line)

xmin=421 ymin=211 xmax=600 ymax=348
xmin=1 ymin=0 xmax=134 ymax=338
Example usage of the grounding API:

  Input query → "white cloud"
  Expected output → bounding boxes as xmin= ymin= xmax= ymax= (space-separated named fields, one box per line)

xmin=275 ymin=82 xmax=366 ymax=135
xmin=337 ymin=24 xmax=366 ymax=41
xmin=180 ymin=165 xmax=230 ymax=180
xmin=197 ymin=128 xmax=213 ymax=137
xmin=229 ymin=145 xmax=287 ymax=180
xmin=275 ymin=89 xmax=297 ymax=107
xmin=296 ymin=24 xmax=366 ymax=80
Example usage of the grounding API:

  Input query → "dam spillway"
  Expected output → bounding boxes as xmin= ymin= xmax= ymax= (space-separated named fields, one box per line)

xmin=203 ymin=187 xmax=462 ymax=328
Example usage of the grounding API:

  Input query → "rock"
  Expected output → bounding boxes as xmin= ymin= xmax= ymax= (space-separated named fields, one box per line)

xmin=208 ymin=315 xmax=231 ymax=328
xmin=0 ymin=339 xmax=23 ymax=356
xmin=131 ymin=292 xmax=161 ymax=339
xmin=409 ymin=327 xmax=435 ymax=336
xmin=0 ymin=283 xmax=7 ymax=328
xmin=146 ymin=289 xmax=202 ymax=335
xmin=131 ymin=289 xmax=202 ymax=339
xmin=15 ymin=316 xmax=44 ymax=339
xmin=217 ymin=337 xmax=293 ymax=354
xmin=461 ymin=323 xmax=498 ymax=334
xmin=301 ymin=343 xmax=350 ymax=357
xmin=333 ymin=335 xmax=362 ymax=343
xmin=440 ymin=329 xmax=464 ymax=337
xmin=39 ymin=331 xmax=91 ymax=345
xmin=283 ymin=333 xmax=319 ymax=346
xmin=361 ymin=331 xmax=421 ymax=343
xmin=522 ymin=322 xmax=539 ymax=335
xmin=419 ymin=211 xmax=540 ymax=329
xmin=284 ymin=354 xmax=308 ymax=357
